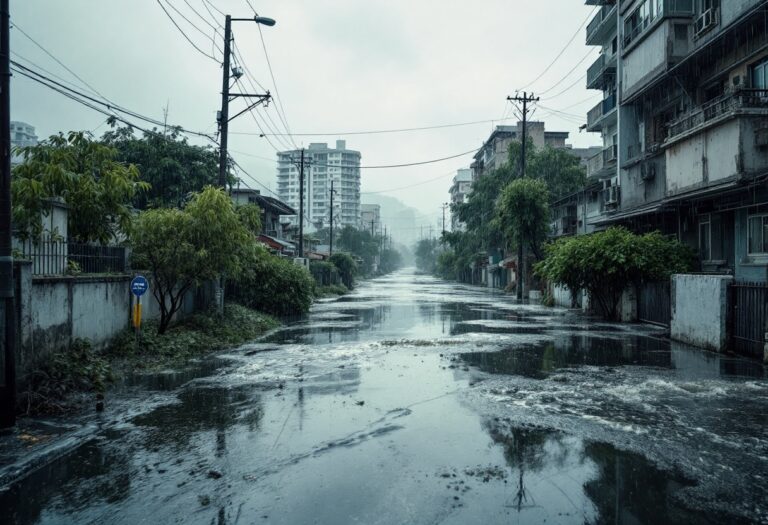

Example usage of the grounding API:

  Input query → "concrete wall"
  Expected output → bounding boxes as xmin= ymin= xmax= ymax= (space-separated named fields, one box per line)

xmin=15 ymin=268 xmax=132 ymax=380
xmin=671 ymin=274 xmax=732 ymax=351
xmin=734 ymin=207 xmax=768 ymax=283
xmin=622 ymin=23 xmax=668 ymax=99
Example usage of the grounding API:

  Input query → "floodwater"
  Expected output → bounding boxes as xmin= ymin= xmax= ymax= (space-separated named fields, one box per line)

xmin=1 ymin=269 xmax=767 ymax=524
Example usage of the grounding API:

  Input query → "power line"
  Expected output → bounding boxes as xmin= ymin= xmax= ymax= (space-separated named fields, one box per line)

xmin=12 ymin=63 xmax=217 ymax=142
xmin=360 ymin=170 xmax=455 ymax=194
xmin=155 ymin=0 xmax=218 ymax=61
xmin=229 ymin=116 xmax=518 ymax=138
xmin=249 ymin=4 xmax=296 ymax=148
xmin=537 ymin=48 xmax=596 ymax=96
xmin=11 ymin=22 xmax=119 ymax=114
xmin=542 ymin=72 xmax=588 ymax=101
xmin=518 ymin=6 xmax=598 ymax=91
xmin=182 ymin=0 xmax=220 ymax=33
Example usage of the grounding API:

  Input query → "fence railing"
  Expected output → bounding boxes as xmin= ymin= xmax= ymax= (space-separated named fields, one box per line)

xmin=310 ymin=263 xmax=340 ymax=287
xmin=16 ymin=239 xmax=128 ymax=275
xmin=729 ymin=281 xmax=767 ymax=359
xmin=667 ymin=89 xmax=768 ymax=141
xmin=637 ymin=280 xmax=671 ymax=327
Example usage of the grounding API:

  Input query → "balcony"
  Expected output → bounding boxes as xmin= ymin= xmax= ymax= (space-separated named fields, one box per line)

xmin=666 ymin=89 xmax=768 ymax=144
xmin=586 ymin=144 xmax=617 ymax=180
xmin=584 ymin=0 xmax=615 ymax=5
xmin=586 ymin=4 xmax=617 ymax=46
xmin=586 ymin=94 xmax=617 ymax=132
xmin=586 ymin=53 xmax=616 ymax=90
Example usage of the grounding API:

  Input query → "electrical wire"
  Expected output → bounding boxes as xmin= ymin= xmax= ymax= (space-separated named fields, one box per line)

xmin=536 ymin=47 xmax=597 ymax=96
xmin=229 ymin=115 xmax=519 ymax=138
xmin=12 ymin=63 xmax=217 ymax=142
xmin=542 ymin=72 xmax=589 ymax=101
xmin=518 ymin=6 xmax=598 ymax=91
xmin=155 ymin=0 xmax=218 ymax=61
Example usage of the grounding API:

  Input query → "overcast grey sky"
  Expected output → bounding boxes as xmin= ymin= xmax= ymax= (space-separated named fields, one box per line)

xmin=10 ymin=0 xmax=602 ymax=225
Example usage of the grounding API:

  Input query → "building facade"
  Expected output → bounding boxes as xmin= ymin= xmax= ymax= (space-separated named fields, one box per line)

xmin=276 ymin=140 xmax=361 ymax=231
xmin=11 ymin=121 xmax=38 ymax=165
xmin=449 ymin=168 xmax=473 ymax=231
xmin=582 ymin=0 xmax=768 ymax=283
xmin=470 ymin=122 xmax=570 ymax=180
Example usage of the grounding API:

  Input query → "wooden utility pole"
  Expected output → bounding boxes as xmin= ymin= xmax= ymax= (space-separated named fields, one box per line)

xmin=441 ymin=203 xmax=449 ymax=235
xmin=0 ymin=0 xmax=14 ymax=428
xmin=507 ymin=91 xmax=539 ymax=301
xmin=329 ymin=179 xmax=335 ymax=256
xmin=217 ymin=15 xmax=271 ymax=188
xmin=298 ymin=149 xmax=305 ymax=257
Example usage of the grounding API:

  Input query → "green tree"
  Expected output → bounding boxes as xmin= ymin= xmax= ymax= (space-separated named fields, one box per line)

xmin=414 ymin=238 xmax=440 ymax=273
xmin=496 ymin=178 xmax=550 ymax=260
xmin=379 ymin=248 xmax=402 ymax=274
xmin=229 ymin=245 xmax=314 ymax=317
xmin=101 ymin=122 xmax=229 ymax=209
xmin=527 ymin=145 xmax=586 ymax=202
xmin=534 ymin=228 xmax=694 ymax=321
xmin=130 ymin=186 xmax=250 ymax=334
xmin=12 ymin=131 xmax=148 ymax=243
xmin=329 ymin=252 xmax=357 ymax=288
xmin=336 ymin=226 xmax=380 ymax=275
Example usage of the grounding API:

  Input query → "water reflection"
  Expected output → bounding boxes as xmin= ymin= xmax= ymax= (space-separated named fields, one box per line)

xmin=0 ymin=439 xmax=131 ymax=525
xmin=485 ymin=419 xmax=718 ymax=524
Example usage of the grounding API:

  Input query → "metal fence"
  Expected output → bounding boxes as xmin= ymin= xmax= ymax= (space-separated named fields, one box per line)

xmin=16 ymin=239 xmax=127 ymax=275
xmin=637 ymin=280 xmax=671 ymax=327
xmin=729 ymin=282 xmax=768 ymax=359
xmin=310 ymin=263 xmax=340 ymax=287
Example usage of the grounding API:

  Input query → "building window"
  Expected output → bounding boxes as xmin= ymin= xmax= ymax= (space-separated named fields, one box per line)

xmin=751 ymin=58 xmax=768 ymax=90
xmin=699 ymin=216 xmax=711 ymax=261
xmin=748 ymin=215 xmax=768 ymax=255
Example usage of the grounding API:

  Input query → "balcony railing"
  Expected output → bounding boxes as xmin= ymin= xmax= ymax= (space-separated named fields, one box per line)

xmin=587 ymin=54 xmax=616 ymax=89
xmin=603 ymin=144 xmax=617 ymax=164
xmin=587 ymin=4 xmax=617 ymax=44
xmin=587 ymin=151 xmax=604 ymax=178
xmin=587 ymin=94 xmax=617 ymax=130
xmin=666 ymin=89 xmax=768 ymax=141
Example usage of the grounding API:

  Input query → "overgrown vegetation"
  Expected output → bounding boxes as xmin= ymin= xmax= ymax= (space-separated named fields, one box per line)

xmin=109 ymin=304 xmax=279 ymax=370
xmin=130 ymin=186 xmax=251 ymax=334
xmin=535 ymin=227 xmax=694 ymax=320
xmin=18 ymin=339 xmax=112 ymax=415
xmin=439 ymin=140 xmax=585 ymax=282
xmin=329 ymin=252 xmax=358 ymax=288
xmin=12 ymin=131 xmax=148 ymax=242
xmin=228 ymin=245 xmax=314 ymax=317
xmin=315 ymin=284 xmax=349 ymax=297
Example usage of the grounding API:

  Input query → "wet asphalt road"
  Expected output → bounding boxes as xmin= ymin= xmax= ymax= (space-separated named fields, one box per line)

xmin=1 ymin=269 xmax=768 ymax=524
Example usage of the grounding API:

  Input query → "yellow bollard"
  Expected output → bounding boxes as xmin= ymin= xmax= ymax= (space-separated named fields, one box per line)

xmin=132 ymin=301 xmax=142 ymax=329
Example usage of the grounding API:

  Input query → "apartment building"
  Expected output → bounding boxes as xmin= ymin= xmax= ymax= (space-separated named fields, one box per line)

xmin=587 ymin=0 xmax=768 ymax=282
xmin=276 ymin=140 xmax=361 ymax=230
xmin=449 ymin=169 xmax=473 ymax=231
xmin=470 ymin=122 xmax=570 ymax=180
xmin=11 ymin=121 xmax=38 ymax=165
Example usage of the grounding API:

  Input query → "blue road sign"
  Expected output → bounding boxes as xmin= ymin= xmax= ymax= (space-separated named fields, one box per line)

xmin=131 ymin=275 xmax=149 ymax=297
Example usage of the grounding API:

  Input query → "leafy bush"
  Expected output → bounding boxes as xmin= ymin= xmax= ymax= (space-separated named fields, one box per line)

xmin=315 ymin=284 xmax=348 ymax=297
xmin=19 ymin=338 xmax=113 ymax=415
xmin=109 ymin=304 xmax=279 ymax=369
xmin=229 ymin=246 xmax=314 ymax=317
xmin=329 ymin=252 xmax=357 ymax=288
xmin=535 ymin=227 xmax=694 ymax=321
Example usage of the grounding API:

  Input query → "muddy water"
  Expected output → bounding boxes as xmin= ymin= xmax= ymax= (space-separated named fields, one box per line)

xmin=1 ymin=269 xmax=767 ymax=524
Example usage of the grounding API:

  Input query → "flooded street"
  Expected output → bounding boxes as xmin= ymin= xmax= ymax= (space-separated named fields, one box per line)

xmin=2 ymin=269 xmax=768 ymax=524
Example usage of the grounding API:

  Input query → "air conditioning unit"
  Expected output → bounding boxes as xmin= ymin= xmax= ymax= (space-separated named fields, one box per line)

xmin=604 ymin=186 xmax=619 ymax=208
xmin=640 ymin=163 xmax=656 ymax=181
xmin=694 ymin=8 xmax=718 ymax=38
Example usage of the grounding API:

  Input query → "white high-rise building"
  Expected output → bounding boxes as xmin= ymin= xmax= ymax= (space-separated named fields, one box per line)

xmin=11 ymin=121 xmax=38 ymax=166
xmin=276 ymin=140 xmax=361 ymax=230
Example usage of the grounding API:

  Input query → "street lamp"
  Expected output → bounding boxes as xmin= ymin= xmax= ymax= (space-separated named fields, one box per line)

xmin=218 ymin=13 xmax=276 ymax=187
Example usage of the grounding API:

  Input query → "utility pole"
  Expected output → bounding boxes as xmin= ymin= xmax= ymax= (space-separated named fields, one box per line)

xmin=441 ymin=203 xmax=449 ymax=236
xmin=507 ymin=91 xmax=539 ymax=302
xmin=0 ymin=0 xmax=15 ymax=428
xmin=217 ymin=15 xmax=273 ymax=188
xmin=329 ymin=179 xmax=335 ymax=256
xmin=298 ymin=149 xmax=305 ymax=257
